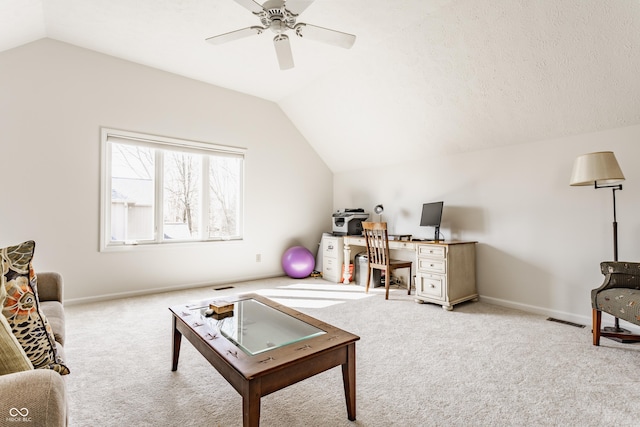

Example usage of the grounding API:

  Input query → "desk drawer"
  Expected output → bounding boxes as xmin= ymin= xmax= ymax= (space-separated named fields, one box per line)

xmin=417 ymin=245 xmax=446 ymax=258
xmin=323 ymin=240 xmax=341 ymax=258
xmin=389 ymin=241 xmax=414 ymax=250
xmin=418 ymin=258 xmax=446 ymax=274
xmin=416 ymin=274 xmax=444 ymax=299
xmin=346 ymin=237 xmax=366 ymax=246
xmin=323 ymin=257 xmax=341 ymax=282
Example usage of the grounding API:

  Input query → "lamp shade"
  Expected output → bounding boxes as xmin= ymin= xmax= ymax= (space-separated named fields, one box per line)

xmin=569 ymin=151 xmax=625 ymax=186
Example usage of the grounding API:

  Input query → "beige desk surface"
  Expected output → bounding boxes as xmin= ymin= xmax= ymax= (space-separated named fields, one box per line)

xmin=342 ymin=236 xmax=477 ymax=247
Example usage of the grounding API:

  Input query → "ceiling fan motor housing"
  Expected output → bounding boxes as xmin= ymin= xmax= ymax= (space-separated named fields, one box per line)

xmin=258 ymin=1 xmax=297 ymax=32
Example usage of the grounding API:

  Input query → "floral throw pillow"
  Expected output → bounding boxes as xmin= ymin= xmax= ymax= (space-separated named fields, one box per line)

xmin=0 ymin=280 xmax=33 ymax=375
xmin=1 ymin=240 xmax=69 ymax=375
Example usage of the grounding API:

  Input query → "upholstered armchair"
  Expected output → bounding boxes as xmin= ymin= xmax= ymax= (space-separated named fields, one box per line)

xmin=591 ymin=262 xmax=640 ymax=345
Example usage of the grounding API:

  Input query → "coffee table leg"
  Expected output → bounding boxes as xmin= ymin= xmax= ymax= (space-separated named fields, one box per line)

xmin=171 ymin=315 xmax=182 ymax=371
xmin=242 ymin=380 xmax=261 ymax=427
xmin=342 ymin=343 xmax=356 ymax=421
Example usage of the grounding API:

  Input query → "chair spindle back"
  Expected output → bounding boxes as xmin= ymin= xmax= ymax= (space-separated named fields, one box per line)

xmin=362 ymin=222 xmax=390 ymax=267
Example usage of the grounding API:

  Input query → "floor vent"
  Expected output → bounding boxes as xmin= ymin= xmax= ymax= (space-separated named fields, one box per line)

xmin=546 ymin=317 xmax=585 ymax=328
xmin=213 ymin=286 xmax=234 ymax=291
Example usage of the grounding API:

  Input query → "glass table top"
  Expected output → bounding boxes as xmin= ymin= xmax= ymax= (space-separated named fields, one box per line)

xmin=192 ymin=298 xmax=326 ymax=356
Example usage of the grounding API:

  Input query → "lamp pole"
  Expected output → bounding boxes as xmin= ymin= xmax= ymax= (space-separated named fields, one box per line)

xmin=612 ymin=186 xmax=619 ymax=262
xmin=600 ymin=183 xmax=626 ymax=334
xmin=597 ymin=183 xmax=622 ymax=261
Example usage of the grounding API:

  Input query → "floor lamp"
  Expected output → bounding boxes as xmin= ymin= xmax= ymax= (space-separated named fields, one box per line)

xmin=570 ymin=151 xmax=630 ymax=339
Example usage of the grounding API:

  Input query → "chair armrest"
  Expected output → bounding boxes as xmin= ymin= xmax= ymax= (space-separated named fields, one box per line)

xmin=592 ymin=262 xmax=640 ymax=308
xmin=36 ymin=272 xmax=64 ymax=303
xmin=0 ymin=369 xmax=66 ymax=426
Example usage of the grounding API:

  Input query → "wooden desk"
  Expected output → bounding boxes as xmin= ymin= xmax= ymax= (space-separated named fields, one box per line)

xmin=343 ymin=236 xmax=478 ymax=310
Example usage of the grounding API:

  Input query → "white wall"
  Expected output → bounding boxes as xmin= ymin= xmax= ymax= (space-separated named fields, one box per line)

xmin=334 ymin=129 xmax=640 ymax=327
xmin=0 ymin=39 xmax=333 ymax=302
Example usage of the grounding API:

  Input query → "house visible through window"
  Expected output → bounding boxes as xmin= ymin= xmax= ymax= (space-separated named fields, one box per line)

xmin=101 ymin=128 xmax=245 ymax=249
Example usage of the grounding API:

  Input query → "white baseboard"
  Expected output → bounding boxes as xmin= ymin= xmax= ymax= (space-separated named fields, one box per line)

xmin=480 ymin=294 xmax=640 ymax=334
xmin=63 ymin=274 xmax=283 ymax=306
xmin=480 ymin=295 xmax=591 ymax=327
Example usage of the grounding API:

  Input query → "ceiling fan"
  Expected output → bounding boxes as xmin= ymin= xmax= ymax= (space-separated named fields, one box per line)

xmin=206 ymin=0 xmax=356 ymax=70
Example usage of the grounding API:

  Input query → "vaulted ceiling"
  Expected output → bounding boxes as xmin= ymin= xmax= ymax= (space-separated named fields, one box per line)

xmin=3 ymin=0 xmax=640 ymax=172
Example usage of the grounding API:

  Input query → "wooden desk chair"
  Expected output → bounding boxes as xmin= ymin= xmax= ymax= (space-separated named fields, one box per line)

xmin=362 ymin=222 xmax=413 ymax=300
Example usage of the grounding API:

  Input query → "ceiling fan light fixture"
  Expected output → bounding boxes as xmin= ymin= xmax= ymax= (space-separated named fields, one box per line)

xmin=269 ymin=18 xmax=287 ymax=33
xmin=273 ymin=34 xmax=294 ymax=70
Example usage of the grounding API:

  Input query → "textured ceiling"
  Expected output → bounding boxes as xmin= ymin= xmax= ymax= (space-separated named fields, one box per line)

xmin=2 ymin=0 xmax=640 ymax=172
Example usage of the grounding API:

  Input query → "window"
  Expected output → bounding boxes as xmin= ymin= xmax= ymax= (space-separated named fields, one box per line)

xmin=100 ymin=128 xmax=245 ymax=250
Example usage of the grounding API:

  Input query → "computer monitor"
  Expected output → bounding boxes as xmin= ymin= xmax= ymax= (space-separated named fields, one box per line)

xmin=420 ymin=201 xmax=444 ymax=240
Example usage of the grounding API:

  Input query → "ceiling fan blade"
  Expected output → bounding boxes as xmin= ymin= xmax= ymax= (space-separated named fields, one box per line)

xmin=285 ymin=0 xmax=315 ymax=15
xmin=273 ymin=34 xmax=294 ymax=70
xmin=232 ymin=0 xmax=263 ymax=14
xmin=294 ymin=23 xmax=356 ymax=49
xmin=206 ymin=26 xmax=264 ymax=45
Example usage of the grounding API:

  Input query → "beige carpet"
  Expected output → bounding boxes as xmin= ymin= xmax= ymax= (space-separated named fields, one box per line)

xmin=64 ymin=277 xmax=640 ymax=426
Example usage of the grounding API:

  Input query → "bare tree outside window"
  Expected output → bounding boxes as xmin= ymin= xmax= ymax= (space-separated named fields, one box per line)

xmin=113 ymin=144 xmax=153 ymax=180
xmin=110 ymin=143 xmax=155 ymax=242
xmin=209 ymin=156 xmax=241 ymax=237
xmin=164 ymin=152 xmax=201 ymax=239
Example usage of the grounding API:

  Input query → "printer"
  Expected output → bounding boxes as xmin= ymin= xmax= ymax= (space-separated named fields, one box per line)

xmin=332 ymin=209 xmax=369 ymax=235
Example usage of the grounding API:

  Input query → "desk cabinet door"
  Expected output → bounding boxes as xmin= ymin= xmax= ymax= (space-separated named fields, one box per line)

xmin=416 ymin=274 xmax=445 ymax=300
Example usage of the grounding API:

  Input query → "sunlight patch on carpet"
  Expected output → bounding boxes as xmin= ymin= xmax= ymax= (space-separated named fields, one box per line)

xmin=255 ymin=288 xmax=373 ymax=301
xmin=277 ymin=283 xmax=366 ymax=293
xmin=261 ymin=297 xmax=344 ymax=309
xmin=251 ymin=284 xmax=374 ymax=308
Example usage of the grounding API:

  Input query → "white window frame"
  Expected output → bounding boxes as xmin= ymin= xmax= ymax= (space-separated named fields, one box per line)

xmin=100 ymin=128 xmax=246 ymax=251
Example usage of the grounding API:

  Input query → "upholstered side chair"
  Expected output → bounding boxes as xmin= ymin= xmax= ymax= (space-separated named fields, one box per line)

xmin=592 ymin=261 xmax=640 ymax=345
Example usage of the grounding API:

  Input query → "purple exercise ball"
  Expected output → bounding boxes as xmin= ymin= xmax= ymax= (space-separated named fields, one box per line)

xmin=282 ymin=246 xmax=315 ymax=279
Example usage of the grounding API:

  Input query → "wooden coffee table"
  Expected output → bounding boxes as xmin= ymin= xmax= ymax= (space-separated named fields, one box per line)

xmin=170 ymin=293 xmax=360 ymax=427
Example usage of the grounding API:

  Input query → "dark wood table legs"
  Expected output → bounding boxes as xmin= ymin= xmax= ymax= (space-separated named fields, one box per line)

xmin=342 ymin=342 xmax=356 ymax=421
xmin=242 ymin=380 xmax=261 ymax=427
xmin=171 ymin=315 xmax=182 ymax=371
